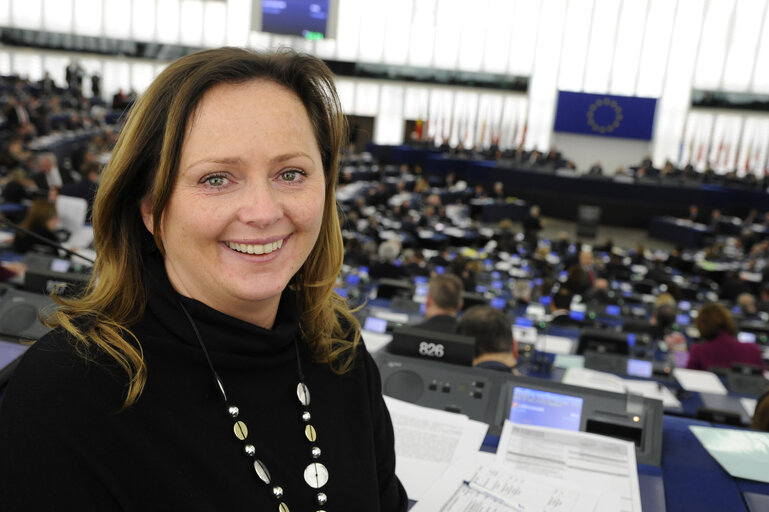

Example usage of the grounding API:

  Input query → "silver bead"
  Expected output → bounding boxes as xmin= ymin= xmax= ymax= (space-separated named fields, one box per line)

xmin=301 ymin=410 xmax=311 ymax=422
xmin=228 ymin=405 xmax=240 ymax=418
xmin=316 ymin=492 xmax=327 ymax=506
xmin=272 ymin=486 xmax=283 ymax=499
xmin=244 ymin=444 xmax=256 ymax=456
xmin=311 ymin=446 xmax=321 ymax=459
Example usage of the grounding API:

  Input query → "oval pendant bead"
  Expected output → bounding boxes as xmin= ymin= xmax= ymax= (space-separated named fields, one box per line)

xmin=278 ymin=502 xmax=289 ymax=512
xmin=233 ymin=421 xmax=248 ymax=440
xmin=303 ymin=462 xmax=329 ymax=489
xmin=297 ymin=383 xmax=311 ymax=406
xmin=253 ymin=459 xmax=272 ymax=484
xmin=305 ymin=425 xmax=317 ymax=442
xmin=311 ymin=446 xmax=321 ymax=459
xmin=301 ymin=410 xmax=311 ymax=422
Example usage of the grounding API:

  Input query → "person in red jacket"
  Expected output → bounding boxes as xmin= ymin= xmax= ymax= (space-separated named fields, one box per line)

xmin=687 ymin=302 xmax=765 ymax=372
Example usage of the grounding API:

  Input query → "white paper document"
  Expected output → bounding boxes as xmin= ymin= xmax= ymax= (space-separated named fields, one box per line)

xmin=673 ymin=367 xmax=728 ymax=395
xmin=495 ymin=421 xmax=642 ymax=512
xmin=561 ymin=367 xmax=626 ymax=394
xmin=361 ymin=331 xmax=392 ymax=353
xmin=384 ymin=396 xmax=488 ymax=500
xmin=623 ymin=379 xmax=681 ymax=408
xmin=411 ymin=453 xmax=600 ymax=512
xmin=562 ymin=367 xmax=683 ymax=408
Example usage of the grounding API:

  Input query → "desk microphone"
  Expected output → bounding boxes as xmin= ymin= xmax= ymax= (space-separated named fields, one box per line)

xmin=0 ymin=216 xmax=96 ymax=265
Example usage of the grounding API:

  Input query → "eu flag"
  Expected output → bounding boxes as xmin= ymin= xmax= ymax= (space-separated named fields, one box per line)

xmin=553 ymin=91 xmax=657 ymax=140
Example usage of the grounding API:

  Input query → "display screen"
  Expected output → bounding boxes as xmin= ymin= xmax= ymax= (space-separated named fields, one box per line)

xmin=0 ymin=340 xmax=27 ymax=371
xmin=738 ymin=332 xmax=756 ymax=344
xmin=605 ymin=305 xmax=621 ymax=316
xmin=363 ymin=316 xmax=387 ymax=334
xmin=626 ymin=358 xmax=653 ymax=378
xmin=490 ymin=297 xmax=506 ymax=310
xmin=509 ymin=387 xmax=583 ymax=432
xmin=261 ymin=0 xmax=331 ymax=39
xmin=50 ymin=258 xmax=71 ymax=273
xmin=676 ymin=314 xmax=691 ymax=326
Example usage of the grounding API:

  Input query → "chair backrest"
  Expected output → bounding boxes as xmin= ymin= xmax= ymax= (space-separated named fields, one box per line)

xmin=56 ymin=195 xmax=88 ymax=235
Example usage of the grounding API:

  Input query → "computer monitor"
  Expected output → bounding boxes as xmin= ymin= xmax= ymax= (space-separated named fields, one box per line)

xmin=363 ymin=316 xmax=388 ymax=334
xmin=375 ymin=278 xmax=413 ymax=300
xmin=0 ymin=339 xmax=28 ymax=388
xmin=490 ymin=297 xmax=506 ymax=310
xmin=389 ymin=326 xmax=476 ymax=366
xmin=507 ymin=386 xmax=584 ymax=432
xmin=576 ymin=328 xmax=630 ymax=355
xmin=626 ymin=358 xmax=653 ymax=378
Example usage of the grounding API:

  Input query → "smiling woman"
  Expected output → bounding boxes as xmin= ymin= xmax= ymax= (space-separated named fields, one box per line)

xmin=0 ymin=48 xmax=408 ymax=511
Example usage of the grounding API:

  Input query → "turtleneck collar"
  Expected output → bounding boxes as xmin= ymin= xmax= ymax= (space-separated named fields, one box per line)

xmin=139 ymin=249 xmax=301 ymax=358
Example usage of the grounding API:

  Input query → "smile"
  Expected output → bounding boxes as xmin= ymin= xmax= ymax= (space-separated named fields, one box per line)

xmin=225 ymin=239 xmax=284 ymax=255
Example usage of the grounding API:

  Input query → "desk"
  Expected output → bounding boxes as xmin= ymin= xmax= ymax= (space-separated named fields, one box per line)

xmin=371 ymin=145 xmax=769 ymax=228
xmin=648 ymin=216 xmax=710 ymax=248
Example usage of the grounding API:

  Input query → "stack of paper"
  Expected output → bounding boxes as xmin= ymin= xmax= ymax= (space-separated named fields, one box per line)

xmin=411 ymin=421 xmax=642 ymax=511
xmin=384 ymin=396 xmax=488 ymax=500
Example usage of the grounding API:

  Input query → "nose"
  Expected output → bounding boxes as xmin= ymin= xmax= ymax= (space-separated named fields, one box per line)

xmin=237 ymin=181 xmax=282 ymax=228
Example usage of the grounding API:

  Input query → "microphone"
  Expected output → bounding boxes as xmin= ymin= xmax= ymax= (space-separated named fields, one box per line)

xmin=0 ymin=215 xmax=96 ymax=265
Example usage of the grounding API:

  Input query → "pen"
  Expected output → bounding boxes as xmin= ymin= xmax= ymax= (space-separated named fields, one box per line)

xmin=462 ymin=480 xmax=526 ymax=511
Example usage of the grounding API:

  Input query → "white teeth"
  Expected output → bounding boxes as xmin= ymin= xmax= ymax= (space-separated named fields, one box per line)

xmin=227 ymin=240 xmax=283 ymax=255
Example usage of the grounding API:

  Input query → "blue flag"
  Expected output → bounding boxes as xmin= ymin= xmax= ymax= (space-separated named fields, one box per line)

xmin=553 ymin=91 xmax=657 ymax=140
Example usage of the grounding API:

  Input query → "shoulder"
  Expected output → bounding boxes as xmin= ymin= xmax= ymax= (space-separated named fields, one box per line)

xmin=1 ymin=328 xmax=125 ymax=415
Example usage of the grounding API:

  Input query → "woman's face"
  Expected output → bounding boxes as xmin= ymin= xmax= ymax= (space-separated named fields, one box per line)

xmin=142 ymin=80 xmax=325 ymax=328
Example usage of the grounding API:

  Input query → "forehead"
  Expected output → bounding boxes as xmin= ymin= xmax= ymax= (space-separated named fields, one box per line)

xmin=175 ymin=79 xmax=321 ymax=166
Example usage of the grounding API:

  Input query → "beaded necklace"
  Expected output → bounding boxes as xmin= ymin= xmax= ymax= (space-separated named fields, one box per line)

xmin=179 ymin=301 xmax=329 ymax=512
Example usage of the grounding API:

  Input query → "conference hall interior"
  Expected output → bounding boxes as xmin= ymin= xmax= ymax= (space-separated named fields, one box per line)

xmin=0 ymin=1 xmax=768 ymax=511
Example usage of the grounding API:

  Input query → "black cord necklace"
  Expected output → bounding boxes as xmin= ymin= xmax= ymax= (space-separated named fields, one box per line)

xmin=178 ymin=301 xmax=330 ymax=512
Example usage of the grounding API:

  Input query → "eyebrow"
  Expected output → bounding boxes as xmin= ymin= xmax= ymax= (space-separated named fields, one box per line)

xmin=185 ymin=152 xmax=314 ymax=171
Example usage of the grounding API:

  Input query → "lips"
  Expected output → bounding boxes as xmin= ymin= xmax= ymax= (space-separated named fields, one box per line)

xmin=225 ymin=238 xmax=284 ymax=255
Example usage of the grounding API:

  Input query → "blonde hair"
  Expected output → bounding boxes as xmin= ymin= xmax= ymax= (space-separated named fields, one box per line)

xmin=49 ymin=47 xmax=358 ymax=408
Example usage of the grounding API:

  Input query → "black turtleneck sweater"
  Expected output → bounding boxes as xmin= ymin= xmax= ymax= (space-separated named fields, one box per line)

xmin=0 ymin=254 xmax=407 ymax=511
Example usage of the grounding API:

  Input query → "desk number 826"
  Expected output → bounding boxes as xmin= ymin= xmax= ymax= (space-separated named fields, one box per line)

xmin=418 ymin=341 xmax=444 ymax=358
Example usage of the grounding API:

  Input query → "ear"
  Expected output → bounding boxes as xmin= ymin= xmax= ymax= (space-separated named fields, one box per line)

xmin=140 ymin=197 xmax=154 ymax=235
xmin=512 ymin=338 xmax=519 ymax=359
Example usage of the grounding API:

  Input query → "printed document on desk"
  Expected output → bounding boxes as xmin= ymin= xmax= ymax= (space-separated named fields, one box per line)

xmin=411 ymin=453 xmax=600 ymax=512
xmin=673 ymin=367 xmax=728 ymax=395
xmin=383 ymin=396 xmax=488 ymax=500
xmin=496 ymin=421 xmax=641 ymax=512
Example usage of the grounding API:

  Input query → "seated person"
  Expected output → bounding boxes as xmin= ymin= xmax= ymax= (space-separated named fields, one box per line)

xmin=687 ymin=303 xmax=765 ymax=372
xmin=11 ymin=198 xmax=62 ymax=256
xmin=751 ymin=387 xmax=769 ymax=432
xmin=411 ymin=273 xmax=463 ymax=333
xmin=456 ymin=305 xmax=518 ymax=372
xmin=548 ymin=288 xmax=580 ymax=327
xmin=369 ymin=239 xmax=407 ymax=280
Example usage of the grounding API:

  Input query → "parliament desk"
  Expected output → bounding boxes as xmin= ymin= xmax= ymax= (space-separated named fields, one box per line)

xmin=370 ymin=145 xmax=769 ymax=229
xmin=377 ymin=347 xmax=769 ymax=512
xmin=648 ymin=217 xmax=711 ymax=248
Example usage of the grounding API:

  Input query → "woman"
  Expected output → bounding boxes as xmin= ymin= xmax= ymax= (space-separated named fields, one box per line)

xmin=0 ymin=48 xmax=407 ymax=511
xmin=11 ymin=198 xmax=61 ymax=256
xmin=686 ymin=302 xmax=765 ymax=372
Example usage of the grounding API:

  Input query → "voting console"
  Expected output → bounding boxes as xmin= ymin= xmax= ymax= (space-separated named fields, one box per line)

xmin=375 ymin=351 xmax=664 ymax=466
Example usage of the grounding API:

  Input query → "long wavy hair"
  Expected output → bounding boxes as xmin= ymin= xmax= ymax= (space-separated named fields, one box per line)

xmin=49 ymin=47 xmax=359 ymax=408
